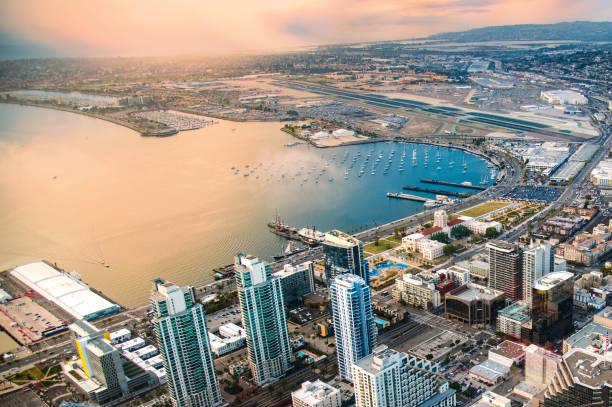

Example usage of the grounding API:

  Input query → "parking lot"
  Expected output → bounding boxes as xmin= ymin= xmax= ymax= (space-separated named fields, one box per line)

xmin=0 ymin=296 xmax=66 ymax=345
xmin=410 ymin=330 xmax=467 ymax=361
xmin=504 ymin=185 xmax=562 ymax=202
xmin=206 ymin=304 xmax=241 ymax=332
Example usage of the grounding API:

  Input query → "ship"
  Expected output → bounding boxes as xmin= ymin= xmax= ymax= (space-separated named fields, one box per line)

xmin=267 ymin=215 xmax=300 ymax=240
xmin=273 ymin=241 xmax=310 ymax=261
xmin=298 ymin=227 xmax=326 ymax=246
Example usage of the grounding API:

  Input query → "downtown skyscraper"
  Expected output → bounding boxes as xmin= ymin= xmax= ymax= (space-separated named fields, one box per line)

xmin=151 ymin=279 xmax=222 ymax=407
xmin=487 ymin=240 xmax=522 ymax=300
xmin=522 ymin=241 xmax=553 ymax=306
xmin=235 ymin=254 xmax=292 ymax=385
xmin=323 ymin=230 xmax=369 ymax=286
xmin=330 ymin=273 xmax=376 ymax=381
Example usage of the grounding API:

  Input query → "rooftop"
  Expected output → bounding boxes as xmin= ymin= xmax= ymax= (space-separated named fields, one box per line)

xmin=292 ymin=380 xmax=339 ymax=403
xmin=486 ymin=240 xmax=517 ymax=253
xmin=470 ymin=359 xmax=509 ymax=382
xmin=490 ymin=341 xmax=526 ymax=360
xmin=448 ymin=283 xmax=504 ymax=302
xmin=354 ymin=345 xmax=404 ymax=373
xmin=421 ymin=226 xmax=443 ymax=236
xmin=324 ymin=230 xmax=360 ymax=247
xmin=564 ymin=348 xmax=612 ymax=389
xmin=533 ymin=271 xmax=574 ymax=291
xmin=498 ymin=302 xmax=530 ymax=322
xmin=11 ymin=261 xmax=119 ymax=321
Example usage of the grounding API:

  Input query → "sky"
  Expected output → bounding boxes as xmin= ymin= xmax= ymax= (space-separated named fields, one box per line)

xmin=0 ymin=0 xmax=611 ymax=58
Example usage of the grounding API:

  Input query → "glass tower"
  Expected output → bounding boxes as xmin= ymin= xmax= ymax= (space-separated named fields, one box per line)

xmin=330 ymin=273 xmax=376 ymax=381
xmin=323 ymin=230 xmax=369 ymax=286
xmin=235 ymin=254 xmax=292 ymax=385
xmin=151 ymin=279 xmax=222 ymax=407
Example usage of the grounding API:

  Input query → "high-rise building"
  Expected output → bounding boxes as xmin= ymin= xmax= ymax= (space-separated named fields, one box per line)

xmin=487 ymin=240 xmax=522 ymax=300
xmin=523 ymin=242 xmax=553 ymax=306
xmin=70 ymin=320 xmax=150 ymax=405
xmin=292 ymin=380 xmax=341 ymax=407
xmin=524 ymin=345 xmax=563 ymax=387
xmin=151 ymin=280 xmax=222 ymax=407
xmin=434 ymin=210 xmax=448 ymax=229
xmin=235 ymin=254 xmax=292 ymax=385
xmin=352 ymin=345 xmax=456 ymax=407
xmin=330 ymin=274 xmax=376 ymax=380
xmin=272 ymin=261 xmax=315 ymax=305
xmin=530 ymin=271 xmax=574 ymax=344
xmin=533 ymin=348 xmax=612 ymax=407
xmin=323 ymin=230 xmax=369 ymax=285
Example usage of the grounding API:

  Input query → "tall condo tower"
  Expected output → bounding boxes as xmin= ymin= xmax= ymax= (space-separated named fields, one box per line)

xmin=522 ymin=241 xmax=553 ymax=306
xmin=323 ymin=230 xmax=369 ymax=286
xmin=235 ymin=254 xmax=292 ymax=385
xmin=151 ymin=279 xmax=222 ymax=407
xmin=487 ymin=240 xmax=522 ymax=300
xmin=330 ymin=273 xmax=376 ymax=380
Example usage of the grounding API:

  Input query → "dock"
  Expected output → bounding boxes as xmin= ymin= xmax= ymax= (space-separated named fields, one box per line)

xmin=420 ymin=179 xmax=485 ymax=191
xmin=386 ymin=192 xmax=429 ymax=202
xmin=402 ymin=185 xmax=470 ymax=198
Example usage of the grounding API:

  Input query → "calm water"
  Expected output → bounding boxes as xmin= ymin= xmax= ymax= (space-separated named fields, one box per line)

xmin=0 ymin=104 xmax=493 ymax=307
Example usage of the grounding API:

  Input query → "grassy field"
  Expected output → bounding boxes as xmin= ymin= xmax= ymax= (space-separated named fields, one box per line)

xmin=364 ymin=239 xmax=401 ymax=255
xmin=457 ymin=201 xmax=512 ymax=218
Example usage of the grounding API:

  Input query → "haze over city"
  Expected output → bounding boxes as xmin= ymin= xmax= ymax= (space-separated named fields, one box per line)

xmin=1 ymin=3 xmax=612 ymax=407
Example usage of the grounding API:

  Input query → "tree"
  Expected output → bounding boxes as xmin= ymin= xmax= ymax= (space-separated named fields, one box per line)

xmin=431 ymin=231 xmax=450 ymax=244
xmin=485 ymin=227 xmax=500 ymax=239
xmin=374 ymin=236 xmax=380 ymax=246
xmin=443 ymin=244 xmax=457 ymax=256
xmin=450 ymin=224 xmax=471 ymax=239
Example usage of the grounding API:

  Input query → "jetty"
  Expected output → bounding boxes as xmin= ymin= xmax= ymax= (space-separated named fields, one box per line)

xmin=402 ymin=185 xmax=470 ymax=198
xmin=420 ymin=179 xmax=485 ymax=191
xmin=386 ymin=192 xmax=428 ymax=202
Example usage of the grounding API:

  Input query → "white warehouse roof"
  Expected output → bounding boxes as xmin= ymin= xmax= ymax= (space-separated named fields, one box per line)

xmin=10 ymin=261 xmax=119 ymax=321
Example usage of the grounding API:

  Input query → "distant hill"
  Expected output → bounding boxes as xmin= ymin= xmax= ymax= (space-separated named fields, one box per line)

xmin=426 ymin=21 xmax=612 ymax=43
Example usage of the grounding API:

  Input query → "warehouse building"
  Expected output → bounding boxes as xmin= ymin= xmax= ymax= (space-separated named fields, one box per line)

xmin=11 ymin=262 xmax=120 ymax=321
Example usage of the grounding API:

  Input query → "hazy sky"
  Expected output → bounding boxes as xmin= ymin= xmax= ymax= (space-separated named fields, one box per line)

xmin=1 ymin=0 xmax=611 ymax=58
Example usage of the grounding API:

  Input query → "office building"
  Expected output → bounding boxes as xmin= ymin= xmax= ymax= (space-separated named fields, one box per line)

xmin=533 ymin=348 xmax=612 ymax=407
xmin=323 ymin=230 xmax=369 ymax=285
xmin=235 ymin=254 xmax=292 ymax=385
xmin=487 ymin=240 xmax=522 ymax=300
xmin=352 ymin=345 xmax=456 ymax=407
xmin=524 ymin=345 xmax=563 ymax=387
xmin=445 ymin=265 xmax=471 ymax=287
xmin=292 ymin=380 xmax=341 ymax=407
xmin=530 ymin=271 xmax=573 ymax=344
xmin=523 ymin=242 xmax=554 ymax=307
xmin=445 ymin=283 xmax=505 ymax=327
xmin=151 ymin=280 xmax=222 ymax=407
xmin=70 ymin=321 xmax=150 ymax=405
xmin=330 ymin=274 xmax=376 ymax=380
xmin=272 ymin=261 xmax=315 ymax=305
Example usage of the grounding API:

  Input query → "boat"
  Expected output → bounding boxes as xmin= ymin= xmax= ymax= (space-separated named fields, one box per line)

xmin=272 ymin=241 xmax=309 ymax=261
xmin=103 ymin=263 xmax=110 ymax=268
xmin=436 ymin=166 xmax=441 ymax=170
xmin=298 ymin=227 xmax=326 ymax=245
xmin=267 ymin=215 xmax=300 ymax=240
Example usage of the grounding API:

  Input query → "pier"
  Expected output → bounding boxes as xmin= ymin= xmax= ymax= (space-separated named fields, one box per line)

xmin=386 ymin=192 xmax=429 ymax=202
xmin=420 ymin=179 xmax=486 ymax=191
xmin=402 ymin=185 xmax=470 ymax=198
